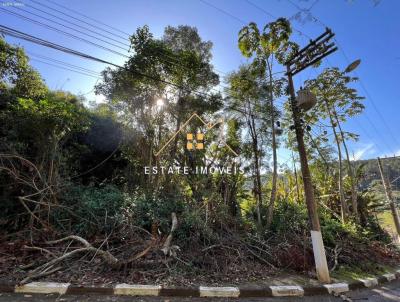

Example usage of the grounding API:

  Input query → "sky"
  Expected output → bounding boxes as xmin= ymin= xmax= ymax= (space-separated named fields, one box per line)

xmin=1 ymin=0 xmax=399 ymax=163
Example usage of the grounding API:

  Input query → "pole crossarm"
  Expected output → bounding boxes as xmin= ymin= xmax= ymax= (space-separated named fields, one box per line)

xmin=286 ymin=28 xmax=337 ymax=76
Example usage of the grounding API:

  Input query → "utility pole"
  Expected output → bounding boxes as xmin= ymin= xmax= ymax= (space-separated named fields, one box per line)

xmin=377 ymin=157 xmax=400 ymax=236
xmin=285 ymin=28 xmax=337 ymax=283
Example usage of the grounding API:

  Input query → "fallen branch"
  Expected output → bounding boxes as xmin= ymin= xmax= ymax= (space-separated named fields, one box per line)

xmin=245 ymin=245 xmax=276 ymax=269
xmin=22 ymin=214 xmax=181 ymax=284
xmin=21 ymin=266 xmax=62 ymax=284
xmin=23 ymin=245 xmax=57 ymax=258
xmin=46 ymin=235 xmax=119 ymax=267
xmin=160 ymin=212 xmax=179 ymax=256
xmin=20 ymin=247 xmax=88 ymax=284
xmin=330 ymin=244 xmax=342 ymax=272
xmin=202 ymin=244 xmax=241 ymax=257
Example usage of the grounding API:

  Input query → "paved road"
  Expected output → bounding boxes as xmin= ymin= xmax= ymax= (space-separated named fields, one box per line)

xmin=1 ymin=280 xmax=400 ymax=301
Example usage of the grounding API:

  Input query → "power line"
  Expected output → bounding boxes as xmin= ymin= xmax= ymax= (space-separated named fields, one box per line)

xmin=2 ymin=4 xmax=229 ymax=96
xmin=0 ymin=25 xmax=119 ymax=65
xmin=27 ymin=51 xmax=101 ymax=76
xmin=29 ymin=0 xmax=229 ymax=83
xmin=5 ymin=3 xmax=233 ymax=96
xmin=30 ymin=58 xmax=100 ymax=79
xmin=241 ymin=0 xmax=395 ymax=159
xmin=42 ymin=0 xmax=131 ymax=37
xmin=30 ymin=0 xmax=129 ymax=41
xmin=8 ymin=4 xmax=227 ymax=92
xmin=28 ymin=0 xmax=230 ymax=83
xmin=17 ymin=1 xmax=130 ymax=49
xmin=0 ymin=24 xmax=219 ymax=100
xmin=244 ymin=0 xmax=313 ymax=39
xmin=1 ymin=33 xmax=101 ymax=78
xmin=4 ymin=3 xmax=287 ymax=110
xmin=30 ymin=0 xmax=282 ymax=96
xmin=12 ymin=0 xmax=290 ymax=100
xmin=244 ymin=0 xmax=275 ymax=19
xmin=336 ymin=46 xmax=400 ymax=150
xmin=24 ymin=0 xmax=215 ymax=80
xmin=286 ymin=0 xmax=400 ymax=155
xmin=199 ymin=0 xmax=247 ymax=24
xmin=0 ymin=6 xmax=129 ymax=58
xmin=32 ymin=0 xmax=244 ymax=89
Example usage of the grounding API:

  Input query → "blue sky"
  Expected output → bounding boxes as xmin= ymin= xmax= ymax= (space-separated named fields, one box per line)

xmin=1 ymin=0 xmax=399 ymax=162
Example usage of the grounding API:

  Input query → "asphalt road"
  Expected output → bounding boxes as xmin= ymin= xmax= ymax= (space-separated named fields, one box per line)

xmin=1 ymin=280 xmax=400 ymax=302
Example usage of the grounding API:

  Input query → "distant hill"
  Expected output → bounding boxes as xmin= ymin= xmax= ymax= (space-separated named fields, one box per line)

xmin=242 ymin=157 xmax=400 ymax=197
xmin=355 ymin=157 xmax=400 ymax=191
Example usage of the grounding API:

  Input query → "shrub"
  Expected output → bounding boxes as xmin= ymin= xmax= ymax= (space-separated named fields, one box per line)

xmin=57 ymin=184 xmax=124 ymax=235
xmin=270 ymin=200 xmax=308 ymax=236
xmin=125 ymin=192 xmax=221 ymax=248
xmin=126 ymin=193 xmax=185 ymax=234
xmin=320 ymin=215 xmax=356 ymax=247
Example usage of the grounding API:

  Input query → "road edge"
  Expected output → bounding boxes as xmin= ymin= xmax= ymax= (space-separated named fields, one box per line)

xmin=1 ymin=271 xmax=399 ymax=298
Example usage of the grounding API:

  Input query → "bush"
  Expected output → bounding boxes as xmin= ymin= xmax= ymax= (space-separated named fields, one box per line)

xmin=320 ymin=215 xmax=356 ymax=247
xmin=359 ymin=216 xmax=391 ymax=243
xmin=57 ymin=184 xmax=124 ymax=235
xmin=126 ymin=193 xmax=185 ymax=234
xmin=269 ymin=200 xmax=390 ymax=248
xmin=270 ymin=200 xmax=308 ymax=236
xmin=125 ymin=192 xmax=220 ymax=248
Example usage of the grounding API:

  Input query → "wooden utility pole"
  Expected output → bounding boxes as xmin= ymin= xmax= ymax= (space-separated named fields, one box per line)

xmin=377 ymin=157 xmax=400 ymax=236
xmin=286 ymin=28 xmax=337 ymax=283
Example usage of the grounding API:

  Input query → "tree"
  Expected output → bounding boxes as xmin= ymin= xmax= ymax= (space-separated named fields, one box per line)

xmin=237 ymin=18 xmax=298 ymax=227
xmin=226 ymin=65 xmax=272 ymax=225
xmin=214 ymin=118 xmax=244 ymax=217
xmin=0 ymin=89 xmax=90 ymax=232
xmin=0 ymin=37 xmax=47 ymax=101
xmin=305 ymin=67 xmax=364 ymax=221
xmin=11 ymin=91 xmax=89 ymax=182
xmin=1 ymin=38 xmax=48 ymax=152
xmin=95 ymin=25 xmax=222 ymax=198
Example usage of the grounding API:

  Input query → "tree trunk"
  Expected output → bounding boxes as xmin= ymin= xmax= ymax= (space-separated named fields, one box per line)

xmin=332 ymin=110 xmax=358 ymax=219
xmin=292 ymin=152 xmax=301 ymax=203
xmin=228 ymin=162 xmax=239 ymax=217
xmin=377 ymin=158 xmax=400 ymax=236
xmin=266 ymin=62 xmax=277 ymax=228
xmin=249 ymin=116 xmax=262 ymax=225
xmin=325 ymin=101 xmax=348 ymax=222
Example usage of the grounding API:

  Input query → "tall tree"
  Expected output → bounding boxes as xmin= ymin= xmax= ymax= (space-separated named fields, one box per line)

xmin=237 ymin=18 xmax=298 ymax=227
xmin=226 ymin=65 xmax=271 ymax=225
xmin=305 ymin=67 xmax=364 ymax=220
xmin=95 ymin=25 xmax=222 ymax=197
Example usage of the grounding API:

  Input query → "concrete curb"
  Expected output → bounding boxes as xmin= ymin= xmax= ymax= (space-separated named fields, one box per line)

xmin=2 ymin=270 xmax=400 ymax=298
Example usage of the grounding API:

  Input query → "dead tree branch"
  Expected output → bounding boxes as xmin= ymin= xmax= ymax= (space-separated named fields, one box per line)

xmin=160 ymin=212 xmax=178 ymax=256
